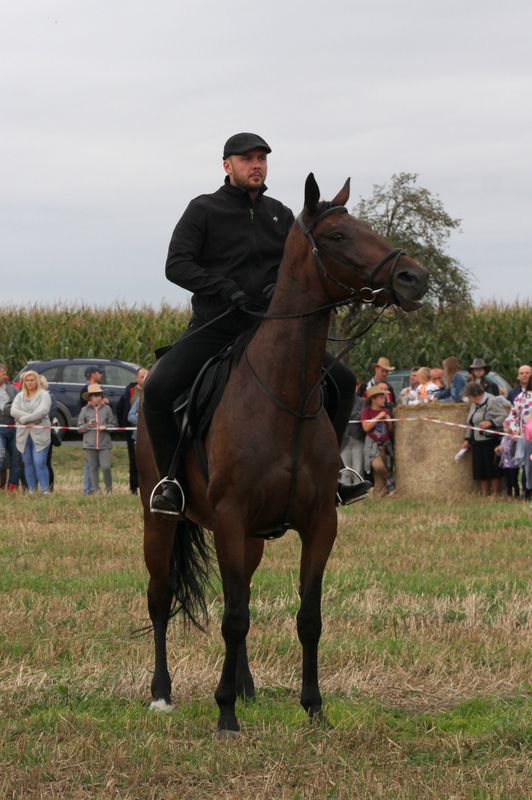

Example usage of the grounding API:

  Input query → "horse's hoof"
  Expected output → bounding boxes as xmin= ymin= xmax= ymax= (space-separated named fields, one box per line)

xmin=215 ymin=728 xmax=242 ymax=739
xmin=150 ymin=698 xmax=174 ymax=713
xmin=309 ymin=709 xmax=333 ymax=729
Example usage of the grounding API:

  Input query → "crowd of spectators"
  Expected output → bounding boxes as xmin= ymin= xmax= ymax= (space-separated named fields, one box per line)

xmin=1 ymin=358 xmax=531 ymax=501
xmin=342 ymin=357 xmax=532 ymax=501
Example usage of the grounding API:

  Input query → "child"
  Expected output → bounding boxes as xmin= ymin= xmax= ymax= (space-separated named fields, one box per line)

xmin=78 ymin=384 xmax=115 ymax=494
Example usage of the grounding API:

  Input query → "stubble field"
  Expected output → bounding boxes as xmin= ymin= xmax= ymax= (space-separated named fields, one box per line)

xmin=1 ymin=445 xmax=530 ymax=799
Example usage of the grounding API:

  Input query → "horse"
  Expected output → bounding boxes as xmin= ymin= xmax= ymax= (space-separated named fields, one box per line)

xmin=136 ymin=173 xmax=429 ymax=733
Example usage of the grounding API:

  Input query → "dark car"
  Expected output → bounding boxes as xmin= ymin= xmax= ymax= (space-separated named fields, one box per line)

xmin=387 ymin=368 xmax=512 ymax=400
xmin=13 ymin=358 xmax=140 ymax=434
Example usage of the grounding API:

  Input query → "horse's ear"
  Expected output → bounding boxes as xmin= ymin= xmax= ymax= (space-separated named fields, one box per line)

xmin=304 ymin=173 xmax=320 ymax=215
xmin=332 ymin=177 xmax=351 ymax=208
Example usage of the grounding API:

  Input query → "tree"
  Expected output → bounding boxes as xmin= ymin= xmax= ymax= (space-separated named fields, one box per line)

xmin=353 ymin=172 xmax=474 ymax=309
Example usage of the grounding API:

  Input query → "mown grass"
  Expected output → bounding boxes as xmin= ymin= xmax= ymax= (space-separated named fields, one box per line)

xmin=0 ymin=445 xmax=530 ymax=799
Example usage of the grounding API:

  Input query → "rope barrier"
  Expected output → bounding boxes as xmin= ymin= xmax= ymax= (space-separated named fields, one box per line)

xmin=1 ymin=417 xmax=526 ymax=440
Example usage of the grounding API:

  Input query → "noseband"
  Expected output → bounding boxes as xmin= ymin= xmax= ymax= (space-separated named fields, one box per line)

xmin=297 ymin=206 xmax=404 ymax=304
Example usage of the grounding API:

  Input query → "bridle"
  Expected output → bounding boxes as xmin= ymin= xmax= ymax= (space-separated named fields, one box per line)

xmin=297 ymin=205 xmax=404 ymax=305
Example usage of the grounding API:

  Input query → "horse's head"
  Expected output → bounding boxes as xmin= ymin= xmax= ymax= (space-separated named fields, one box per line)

xmin=298 ymin=173 xmax=429 ymax=311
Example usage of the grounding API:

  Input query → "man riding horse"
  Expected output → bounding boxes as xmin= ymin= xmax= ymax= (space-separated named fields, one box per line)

xmin=143 ymin=132 xmax=370 ymax=516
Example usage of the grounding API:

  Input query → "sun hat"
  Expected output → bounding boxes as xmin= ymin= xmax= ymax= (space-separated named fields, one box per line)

xmin=223 ymin=132 xmax=271 ymax=159
xmin=366 ymin=384 xmax=387 ymax=402
xmin=468 ymin=357 xmax=491 ymax=372
xmin=84 ymin=365 xmax=102 ymax=378
xmin=373 ymin=357 xmax=396 ymax=372
xmin=82 ymin=383 xmax=105 ymax=401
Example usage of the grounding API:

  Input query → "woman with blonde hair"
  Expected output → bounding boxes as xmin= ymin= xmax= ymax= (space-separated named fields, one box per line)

xmin=10 ymin=371 xmax=52 ymax=493
xmin=436 ymin=356 xmax=466 ymax=403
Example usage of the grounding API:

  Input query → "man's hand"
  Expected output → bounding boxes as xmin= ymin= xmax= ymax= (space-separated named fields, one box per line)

xmin=262 ymin=283 xmax=276 ymax=301
xmin=228 ymin=289 xmax=249 ymax=309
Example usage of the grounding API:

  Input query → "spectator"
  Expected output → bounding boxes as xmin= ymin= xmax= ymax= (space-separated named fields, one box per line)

xmin=508 ymin=364 xmax=532 ymax=404
xmin=0 ymin=364 xmax=21 ymax=491
xmin=78 ymin=384 xmax=115 ymax=494
xmin=436 ymin=356 xmax=466 ymax=403
xmin=399 ymin=367 xmax=420 ymax=405
xmin=495 ymin=422 xmax=521 ymax=499
xmin=360 ymin=384 xmax=394 ymax=497
xmin=340 ymin=386 xmax=366 ymax=485
xmin=430 ymin=367 xmax=443 ymax=390
xmin=415 ymin=367 xmax=439 ymax=403
xmin=117 ymin=366 xmax=148 ymax=494
xmin=468 ymin=358 xmax=500 ymax=396
xmin=365 ymin=357 xmax=397 ymax=408
xmin=504 ymin=373 xmax=532 ymax=500
xmin=79 ymin=366 xmax=104 ymax=495
xmin=10 ymin=370 xmax=52 ymax=494
xmin=456 ymin=382 xmax=507 ymax=497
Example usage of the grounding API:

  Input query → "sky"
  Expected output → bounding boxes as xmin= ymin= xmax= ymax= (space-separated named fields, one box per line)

xmin=2 ymin=0 xmax=531 ymax=310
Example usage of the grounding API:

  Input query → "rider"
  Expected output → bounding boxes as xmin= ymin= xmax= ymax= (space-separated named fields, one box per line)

xmin=143 ymin=132 xmax=371 ymax=515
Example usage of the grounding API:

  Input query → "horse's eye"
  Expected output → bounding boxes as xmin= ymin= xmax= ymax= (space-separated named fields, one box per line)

xmin=329 ymin=232 xmax=344 ymax=241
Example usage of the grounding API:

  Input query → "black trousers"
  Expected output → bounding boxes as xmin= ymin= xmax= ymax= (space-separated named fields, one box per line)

xmin=143 ymin=320 xmax=355 ymax=475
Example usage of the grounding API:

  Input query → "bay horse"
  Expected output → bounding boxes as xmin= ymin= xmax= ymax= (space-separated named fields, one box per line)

xmin=136 ymin=173 xmax=428 ymax=733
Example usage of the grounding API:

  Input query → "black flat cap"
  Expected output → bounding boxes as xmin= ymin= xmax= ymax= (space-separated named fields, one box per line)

xmin=223 ymin=132 xmax=271 ymax=159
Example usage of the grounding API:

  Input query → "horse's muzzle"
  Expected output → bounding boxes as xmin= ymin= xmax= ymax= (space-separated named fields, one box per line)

xmin=391 ymin=263 xmax=429 ymax=311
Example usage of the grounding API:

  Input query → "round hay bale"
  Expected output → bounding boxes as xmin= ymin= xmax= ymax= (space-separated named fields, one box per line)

xmin=394 ymin=403 xmax=477 ymax=499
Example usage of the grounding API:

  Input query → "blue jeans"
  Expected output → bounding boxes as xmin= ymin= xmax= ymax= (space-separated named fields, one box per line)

xmin=22 ymin=438 xmax=50 ymax=491
xmin=0 ymin=428 xmax=21 ymax=486
xmin=83 ymin=458 xmax=93 ymax=495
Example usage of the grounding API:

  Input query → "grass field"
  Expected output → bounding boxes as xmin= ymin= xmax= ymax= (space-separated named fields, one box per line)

xmin=1 ymin=445 xmax=530 ymax=799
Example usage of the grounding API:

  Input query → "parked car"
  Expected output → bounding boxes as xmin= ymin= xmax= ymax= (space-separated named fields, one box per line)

xmin=387 ymin=368 xmax=512 ymax=400
xmin=13 ymin=358 xmax=140 ymax=435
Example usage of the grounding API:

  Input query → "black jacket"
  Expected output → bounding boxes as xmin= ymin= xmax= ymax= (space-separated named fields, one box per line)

xmin=165 ymin=181 xmax=294 ymax=332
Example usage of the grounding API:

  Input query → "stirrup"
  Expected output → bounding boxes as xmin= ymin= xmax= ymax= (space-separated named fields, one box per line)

xmin=337 ymin=467 xmax=370 ymax=506
xmin=149 ymin=477 xmax=186 ymax=517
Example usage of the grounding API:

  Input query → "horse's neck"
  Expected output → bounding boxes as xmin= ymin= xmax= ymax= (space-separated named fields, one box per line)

xmin=246 ymin=249 xmax=332 ymax=399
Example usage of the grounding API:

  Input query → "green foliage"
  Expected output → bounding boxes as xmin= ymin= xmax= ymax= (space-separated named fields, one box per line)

xmin=341 ymin=301 xmax=532 ymax=382
xmin=354 ymin=172 xmax=474 ymax=308
xmin=0 ymin=302 xmax=190 ymax=374
xmin=1 ymin=301 xmax=530 ymax=385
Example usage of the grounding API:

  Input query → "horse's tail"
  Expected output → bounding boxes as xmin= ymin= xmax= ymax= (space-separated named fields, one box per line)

xmin=169 ymin=518 xmax=212 ymax=631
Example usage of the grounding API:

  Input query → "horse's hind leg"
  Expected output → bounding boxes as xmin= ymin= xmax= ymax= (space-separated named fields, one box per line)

xmin=147 ymin=578 xmax=173 ymax=709
xmin=297 ymin=513 xmax=337 ymax=725
xmin=144 ymin=516 xmax=176 ymax=710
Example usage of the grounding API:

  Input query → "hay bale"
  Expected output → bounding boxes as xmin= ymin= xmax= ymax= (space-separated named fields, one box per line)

xmin=394 ymin=403 xmax=477 ymax=498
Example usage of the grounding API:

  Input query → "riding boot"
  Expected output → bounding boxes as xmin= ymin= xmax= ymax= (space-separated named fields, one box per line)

xmin=142 ymin=405 xmax=186 ymax=517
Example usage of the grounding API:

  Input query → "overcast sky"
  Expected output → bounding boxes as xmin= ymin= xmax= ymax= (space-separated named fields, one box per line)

xmin=2 ymin=0 xmax=531 ymax=309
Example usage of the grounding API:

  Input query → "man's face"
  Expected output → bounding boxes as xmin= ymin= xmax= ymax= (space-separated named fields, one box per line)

xmin=136 ymin=368 xmax=148 ymax=388
xmin=223 ymin=148 xmax=268 ymax=193
xmin=0 ymin=367 xmax=7 ymax=385
xmin=375 ymin=365 xmax=389 ymax=383
xmin=88 ymin=370 xmax=102 ymax=384
xmin=410 ymin=370 xmax=420 ymax=388
xmin=517 ymin=365 xmax=531 ymax=385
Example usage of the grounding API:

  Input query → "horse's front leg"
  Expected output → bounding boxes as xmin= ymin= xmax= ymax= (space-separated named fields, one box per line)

xmin=235 ymin=538 xmax=264 ymax=701
xmin=297 ymin=511 xmax=337 ymax=724
xmin=213 ymin=523 xmax=252 ymax=733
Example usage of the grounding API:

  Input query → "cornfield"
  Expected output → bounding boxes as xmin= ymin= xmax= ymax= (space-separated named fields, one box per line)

xmin=0 ymin=303 xmax=190 ymax=373
xmin=340 ymin=301 xmax=532 ymax=382
xmin=1 ymin=301 xmax=530 ymax=382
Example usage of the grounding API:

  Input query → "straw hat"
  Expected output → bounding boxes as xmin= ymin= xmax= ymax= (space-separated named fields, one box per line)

xmin=366 ymin=384 xmax=387 ymax=402
xmin=82 ymin=383 xmax=104 ymax=401
xmin=373 ymin=357 xmax=396 ymax=371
